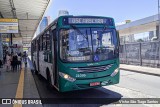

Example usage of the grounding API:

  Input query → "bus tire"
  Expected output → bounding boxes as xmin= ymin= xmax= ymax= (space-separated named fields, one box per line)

xmin=37 ymin=74 xmax=43 ymax=80
xmin=35 ymin=70 xmax=38 ymax=75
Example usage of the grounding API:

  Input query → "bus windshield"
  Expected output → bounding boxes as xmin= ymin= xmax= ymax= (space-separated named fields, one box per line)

xmin=60 ymin=28 xmax=118 ymax=62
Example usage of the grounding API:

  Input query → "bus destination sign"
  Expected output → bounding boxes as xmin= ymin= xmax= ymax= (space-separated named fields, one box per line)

xmin=68 ymin=18 xmax=107 ymax=24
xmin=63 ymin=17 xmax=113 ymax=26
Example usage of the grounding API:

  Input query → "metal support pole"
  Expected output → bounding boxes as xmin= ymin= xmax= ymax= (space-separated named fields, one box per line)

xmin=10 ymin=34 xmax=13 ymax=45
xmin=159 ymin=41 xmax=160 ymax=67
xmin=10 ymin=33 xmax=13 ymax=52
xmin=139 ymin=43 xmax=142 ymax=66
xmin=0 ymin=34 xmax=3 ymax=60
xmin=124 ymin=37 xmax=128 ymax=64
xmin=158 ymin=0 xmax=160 ymax=67
xmin=158 ymin=0 xmax=160 ymax=41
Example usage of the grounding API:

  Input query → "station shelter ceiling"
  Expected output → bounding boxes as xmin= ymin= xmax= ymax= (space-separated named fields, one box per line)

xmin=0 ymin=0 xmax=50 ymax=46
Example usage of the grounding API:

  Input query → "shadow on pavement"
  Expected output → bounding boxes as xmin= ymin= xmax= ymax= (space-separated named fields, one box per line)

xmin=33 ymin=74 xmax=122 ymax=107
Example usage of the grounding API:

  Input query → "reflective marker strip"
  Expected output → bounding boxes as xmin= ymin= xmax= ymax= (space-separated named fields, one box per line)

xmin=13 ymin=67 xmax=24 ymax=107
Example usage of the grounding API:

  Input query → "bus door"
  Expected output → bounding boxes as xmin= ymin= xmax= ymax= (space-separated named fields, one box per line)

xmin=52 ymin=29 xmax=58 ymax=87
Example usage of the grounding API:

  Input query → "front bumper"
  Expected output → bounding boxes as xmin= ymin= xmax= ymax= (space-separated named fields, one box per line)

xmin=59 ymin=71 xmax=120 ymax=92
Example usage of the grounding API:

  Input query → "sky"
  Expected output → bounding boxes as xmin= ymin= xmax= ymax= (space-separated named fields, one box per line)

xmin=44 ymin=0 xmax=158 ymax=24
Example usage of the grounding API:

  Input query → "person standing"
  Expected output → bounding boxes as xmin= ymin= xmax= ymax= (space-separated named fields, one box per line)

xmin=17 ymin=53 xmax=22 ymax=69
xmin=23 ymin=51 xmax=28 ymax=65
xmin=11 ymin=53 xmax=18 ymax=71
xmin=0 ymin=59 xmax=2 ymax=68
xmin=3 ymin=51 xmax=6 ymax=64
xmin=6 ymin=53 xmax=11 ymax=72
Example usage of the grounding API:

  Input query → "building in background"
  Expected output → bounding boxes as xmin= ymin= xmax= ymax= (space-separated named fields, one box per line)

xmin=117 ymin=14 xmax=160 ymax=68
xmin=58 ymin=10 xmax=69 ymax=17
xmin=117 ymin=14 xmax=158 ymax=44
xmin=39 ymin=16 xmax=50 ymax=33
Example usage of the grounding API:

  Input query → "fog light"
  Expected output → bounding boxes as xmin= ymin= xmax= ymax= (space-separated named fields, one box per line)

xmin=111 ymin=68 xmax=119 ymax=77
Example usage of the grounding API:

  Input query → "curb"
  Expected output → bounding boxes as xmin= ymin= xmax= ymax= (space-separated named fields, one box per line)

xmin=120 ymin=68 xmax=160 ymax=77
xmin=27 ymin=58 xmax=43 ymax=107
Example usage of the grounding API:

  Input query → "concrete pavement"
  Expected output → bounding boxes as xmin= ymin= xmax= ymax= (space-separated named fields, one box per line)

xmin=103 ymin=70 xmax=160 ymax=107
xmin=0 ymin=59 xmax=42 ymax=107
xmin=120 ymin=64 xmax=160 ymax=77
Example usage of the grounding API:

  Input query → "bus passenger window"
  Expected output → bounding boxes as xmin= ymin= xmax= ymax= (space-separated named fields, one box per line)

xmin=43 ymin=34 xmax=46 ymax=50
xmin=40 ymin=36 xmax=43 ymax=51
xmin=46 ymin=34 xmax=51 ymax=50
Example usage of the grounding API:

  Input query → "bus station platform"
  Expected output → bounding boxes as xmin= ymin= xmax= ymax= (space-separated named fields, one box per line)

xmin=120 ymin=64 xmax=160 ymax=77
xmin=0 ymin=59 xmax=42 ymax=107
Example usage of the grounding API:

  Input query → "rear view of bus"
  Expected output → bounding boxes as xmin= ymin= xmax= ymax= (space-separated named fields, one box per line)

xmin=58 ymin=16 xmax=120 ymax=92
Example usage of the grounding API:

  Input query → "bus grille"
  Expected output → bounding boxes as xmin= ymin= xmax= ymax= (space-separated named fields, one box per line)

xmin=71 ymin=64 xmax=114 ymax=73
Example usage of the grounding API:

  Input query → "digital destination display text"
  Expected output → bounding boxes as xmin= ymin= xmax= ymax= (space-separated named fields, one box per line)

xmin=68 ymin=18 xmax=107 ymax=24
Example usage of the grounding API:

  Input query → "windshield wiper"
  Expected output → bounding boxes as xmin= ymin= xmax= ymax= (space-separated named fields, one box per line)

xmin=102 ymin=25 xmax=107 ymax=33
xmin=70 ymin=25 xmax=88 ymax=40
xmin=70 ymin=25 xmax=90 ymax=48
xmin=96 ymin=25 xmax=107 ymax=46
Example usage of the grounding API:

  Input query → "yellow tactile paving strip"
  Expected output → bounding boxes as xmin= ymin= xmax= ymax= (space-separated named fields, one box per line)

xmin=13 ymin=67 xmax=24 ymax=107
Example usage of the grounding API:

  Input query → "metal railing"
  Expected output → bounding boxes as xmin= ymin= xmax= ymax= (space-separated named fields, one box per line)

xmin=119 ymin=41 xmax=160 ymax=68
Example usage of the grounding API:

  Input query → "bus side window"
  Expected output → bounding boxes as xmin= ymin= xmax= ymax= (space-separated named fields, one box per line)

xmin=43 ymin=30 xmax=52 ymax=63
xmin=36 ymin=39 xmax=39 ymax=51
xmin=43 ymin=33 xmax=47 ymax=62
xmin=43 ymin=34 xmax=47 ymax=51
xmin=38 ymin=39 xmax=40 ymax=51
xmin=46 ymin=30 xmax=51 ymax=51
xmin=51 ymin=29 xmax=56 ymax=61
xmin=46 ymin=31 xmax=51 ymax=63
xmin=53 ymin=29 xmax=57 ymax=41
xmin=52 ymin=29 xmax=57 ymax=55
xmin=39 ymin=35 xmax=42 ymax=51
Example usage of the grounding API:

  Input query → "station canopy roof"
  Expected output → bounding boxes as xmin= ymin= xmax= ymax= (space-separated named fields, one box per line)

xmin=0 ymin=0 xmax=50 ymax=45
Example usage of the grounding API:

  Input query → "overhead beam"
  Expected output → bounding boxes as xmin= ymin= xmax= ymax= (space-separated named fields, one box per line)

xmin=23 ymin=42 xmax=31 ymax=43
xmin=18 ymin=19 xmax=40 ymax=20
xmin=22 ymin=37 xmax=33 ymax=38
xmin=0 ymin=12 xmax=4 ymax=18
xmin=9 ymin=0 xmax=17 ymax=18
xmin=21 ymin=30 xmax=35 ymax=32
xmin=22 ymin=37 xmax=31 ymax=38
xmin=22 ymin=39 xmax=32 ymax=41
xmin=22 ymin=39 xmax=31 ymax=40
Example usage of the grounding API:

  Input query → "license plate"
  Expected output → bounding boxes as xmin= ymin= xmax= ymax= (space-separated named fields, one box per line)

xmin=90 ymin=82 xmax=100 ymax=86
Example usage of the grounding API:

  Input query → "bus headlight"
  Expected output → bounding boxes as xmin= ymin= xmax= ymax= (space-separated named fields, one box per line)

xmin=111 ymin=68 xmax=119 ymax=77
xmin=59 ymin=72 xmax=76 ymax=82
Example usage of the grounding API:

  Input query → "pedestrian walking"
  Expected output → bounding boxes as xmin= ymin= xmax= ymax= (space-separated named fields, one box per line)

xmin=23 ymin=51 xmax=28 ymax=66
xmin=6 ymin=53 xmax=11 ymax=72
xmin=0 ymin=59 xmax=3 ymax=68
xmin=11 ymin=53 xmax=18 ymax=71
xmin=17 ymin=54 xmax=22 ymax=69
xmin=3 ymin=51 xmax=8 ymax=64
xmin=0 ymin=59 xmax=3 ymax=74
